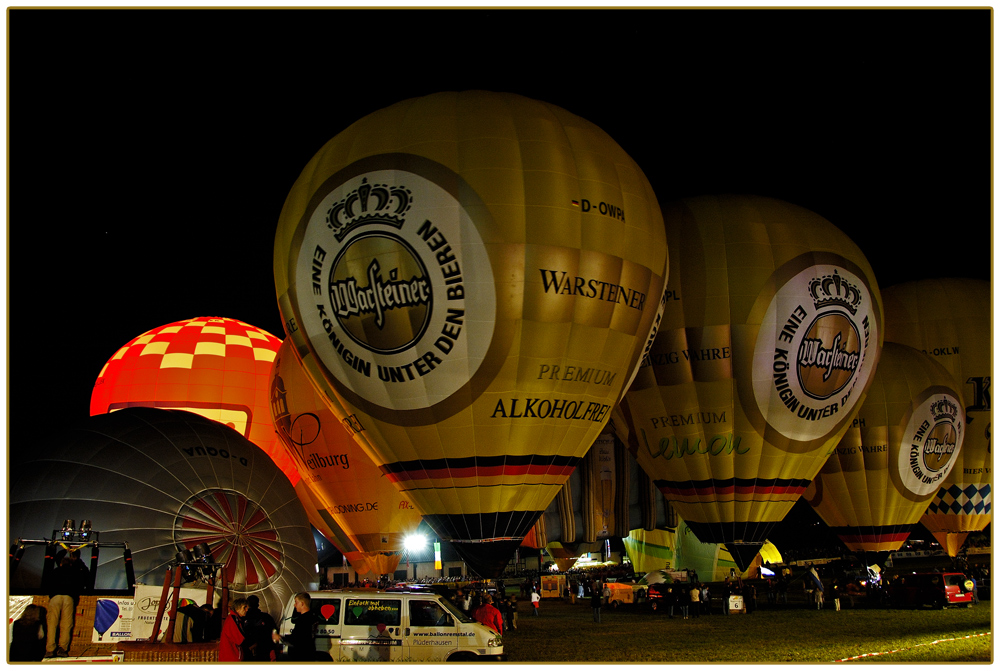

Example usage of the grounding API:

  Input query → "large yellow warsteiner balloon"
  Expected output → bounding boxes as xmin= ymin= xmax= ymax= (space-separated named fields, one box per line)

xmin=621 ymin=195 xmax=883 ymax=570
xmin=270 ymin=340 xmax=423 ymax=576
xmin=274 ymin=91 xmax=668 ymax=576
xmin=804 ymin=342 xmax=965 ymax=555
xmin=882 ymin=279 xmax=991 ymax=556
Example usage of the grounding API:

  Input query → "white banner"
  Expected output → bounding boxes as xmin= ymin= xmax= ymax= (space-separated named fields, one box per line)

xmin=128 ymin=584 xmax=208 ymax=641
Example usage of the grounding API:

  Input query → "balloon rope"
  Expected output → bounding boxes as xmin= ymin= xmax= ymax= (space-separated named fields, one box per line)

xmin=832 ymin=631 xmax=990 ymax=662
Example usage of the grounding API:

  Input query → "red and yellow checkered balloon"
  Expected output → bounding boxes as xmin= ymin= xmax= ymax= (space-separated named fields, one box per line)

xmin=90 ymin=316 xmax=297 ymax=485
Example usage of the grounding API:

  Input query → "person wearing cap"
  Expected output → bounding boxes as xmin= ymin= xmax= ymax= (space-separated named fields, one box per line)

xmin=242 ymin=595 xmax=278 ymax=661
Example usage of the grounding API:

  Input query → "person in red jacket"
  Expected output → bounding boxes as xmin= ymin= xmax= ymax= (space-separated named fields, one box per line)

xmin=470 ymin=594 xmax=504 ymax=635
xmin=218 ymin=598 xmax=249 ymax=662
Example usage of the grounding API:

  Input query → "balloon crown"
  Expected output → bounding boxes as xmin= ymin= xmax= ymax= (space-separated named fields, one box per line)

xmin=930 ymin=397 xmax=959 ymax=423
xmin=808 ymin=270 xmax=863 ymax=315
xmin=326 ymin=178 xmax=413 ymax=242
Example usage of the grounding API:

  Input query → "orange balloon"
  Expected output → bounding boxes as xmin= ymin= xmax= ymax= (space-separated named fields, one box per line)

xmin=269 ymin=339 xmax=423 ymax=574
xmin=90 ymin=316 xmax=298 ymax=485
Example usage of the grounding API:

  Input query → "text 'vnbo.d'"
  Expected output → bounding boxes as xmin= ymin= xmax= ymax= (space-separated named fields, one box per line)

xmin=182 ymin=445 xmax=248 ymax=467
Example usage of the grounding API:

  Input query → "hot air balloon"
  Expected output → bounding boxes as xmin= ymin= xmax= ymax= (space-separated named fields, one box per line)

xmin=273 ymin=91 xmax=668 ymax=576
xmin=882 ymin=278 xmax=991 ymax=556
xmin=8 ymin=407 xmax=318 ymax=619
xmin=530 ymin=431 xmax=632 ymax=570
xmin=804 ymin=342 xmax=965 ymax=563
xmin=90 ymin=316 xmax=297 ymax=486
xmin=621 ymin=195 xmax=883 ymax=570
xmin=269 ymin=339 xmax=424 ymax=576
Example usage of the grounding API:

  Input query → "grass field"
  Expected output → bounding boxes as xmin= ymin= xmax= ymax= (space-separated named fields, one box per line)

xmin=502 ymin=598 xmax=992 ymax=663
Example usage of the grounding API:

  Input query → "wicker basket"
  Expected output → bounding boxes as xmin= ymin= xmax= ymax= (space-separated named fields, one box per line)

xmin=118 ymin=641 xmax=219 ymax=662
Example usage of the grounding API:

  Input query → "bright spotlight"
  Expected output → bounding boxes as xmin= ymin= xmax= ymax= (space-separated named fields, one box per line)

xmin=404 ymin=534 xmax=427 ymax=553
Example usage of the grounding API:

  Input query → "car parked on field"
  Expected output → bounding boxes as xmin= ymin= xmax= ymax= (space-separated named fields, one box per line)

xmin=898 ymin=572 xmax=974 ymax=609
xmin=277 ymin=588 xmax=505 ymax=662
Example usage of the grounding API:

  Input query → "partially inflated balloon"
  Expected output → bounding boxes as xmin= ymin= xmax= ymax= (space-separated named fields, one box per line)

xmin=270 ymin=339 xmax=423 ymax=576
xmin=274 ymin=91 xmax=668 ymax=576
xmin=621 ymin=195 xmax=883 ymax=569
xmin=882 ymin=279 xmax=991 ymax=556
xmin=90 ymin=317 xmax=296 ymax=485
xmin=804 ymin=342 xmax=965 ymax=555
xmin=9 ymin=408 xmax=317 ymax=620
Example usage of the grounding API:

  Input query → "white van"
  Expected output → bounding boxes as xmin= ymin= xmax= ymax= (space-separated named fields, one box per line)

xmin=277 ymin=588 xmax=505 ymax=662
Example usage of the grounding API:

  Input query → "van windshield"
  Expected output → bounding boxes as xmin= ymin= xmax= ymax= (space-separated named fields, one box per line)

xmin=438 ymin=597 xmax=475 ymax=623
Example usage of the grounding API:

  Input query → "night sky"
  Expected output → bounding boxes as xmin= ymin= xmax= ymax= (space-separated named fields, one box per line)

xmin=8 ymin=8 xmax=992 ymax=545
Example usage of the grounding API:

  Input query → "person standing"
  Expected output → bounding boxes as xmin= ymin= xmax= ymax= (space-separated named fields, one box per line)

xmin=688 ymin=583 xmax=701 ymax=618
xmin=508 ymin=596 xmax=519 ymax=630
xmin=665 ymin=586 xmax=676 ymax=618
xmin=273 ymin=593 xmax=319 ymax=661
xmin=745 ymin=583 xmax=757 ymax=614
xmin=45 ymin=551 xmax=89 ymax=658
xmin=496 ymin=595 xmax=511 ymax=632
xmin=242 ymin=595 xmax=278 ymax=661
xmin=10 ymin=604 xmax=47 ymax=661
xmin=701 ymin=584 xmax=710 ymax=615
xmin=218 ymin=597 xmax=249 ymax=662
xmin=471 ymin=594 xmax=504 ymax=635
xmin=590 ymin=585 xmax=603 ymax=624
xmin=831 ymin=577 xmax=842 ymax=612
xmin=530 ymin=588 xmax=541 ymax=616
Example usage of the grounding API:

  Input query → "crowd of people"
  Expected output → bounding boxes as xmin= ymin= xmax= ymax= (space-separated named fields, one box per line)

xmin=10 ymin=547 xmax=991 ymax=662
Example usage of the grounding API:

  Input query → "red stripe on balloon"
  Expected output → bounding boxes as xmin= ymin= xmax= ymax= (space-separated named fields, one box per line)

xmin=838 ymin=532 xmax=910 ymax=543
xmin=386 ymin=463 xmax=575 ymax=483
xmin=660 ymin=483 xmax=808 ymax=497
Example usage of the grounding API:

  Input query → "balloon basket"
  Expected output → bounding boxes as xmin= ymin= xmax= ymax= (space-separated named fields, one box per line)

xmin=117 ymin=641 xmax=218 ymax=662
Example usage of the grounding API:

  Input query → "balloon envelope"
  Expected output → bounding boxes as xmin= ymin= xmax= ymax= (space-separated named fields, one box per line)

xmin=90 ymin=316 xmax=296 ymax=485
xmin=804 ymin=342 xmax=965 ymax=552
xmin=882 ymin=279 xmax=992 ymax=555
xmin=270 ymin=339 xmax=423 ymax=575
xmin=9 ymin=407 xmax=317 ymax=620
xmin=274 ymin=91 xmax=668 ymax=576
xmin=621 ymin=195 xmax=883 ymax=569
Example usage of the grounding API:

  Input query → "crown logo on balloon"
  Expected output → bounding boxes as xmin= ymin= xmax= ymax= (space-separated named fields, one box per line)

xmin=930 ymin=397 xmax=959 ymax=423
xmin=808 ymin=270 xmax=863 ymax=315
xmin=326 ymin=178 xmax=413 ymax=242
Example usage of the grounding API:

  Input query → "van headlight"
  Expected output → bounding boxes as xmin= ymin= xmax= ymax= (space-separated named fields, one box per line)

xmin=487 ymin=636 xmax=503 ymax=648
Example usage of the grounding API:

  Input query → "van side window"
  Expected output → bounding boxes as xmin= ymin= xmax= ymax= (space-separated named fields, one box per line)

xmin=409 ymin=600 xmax=451 ymax=627
xmin=313 ymin=599 xmax=341 ymax=626
xmin=344 ymin=598 xmax=402 ymax=627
